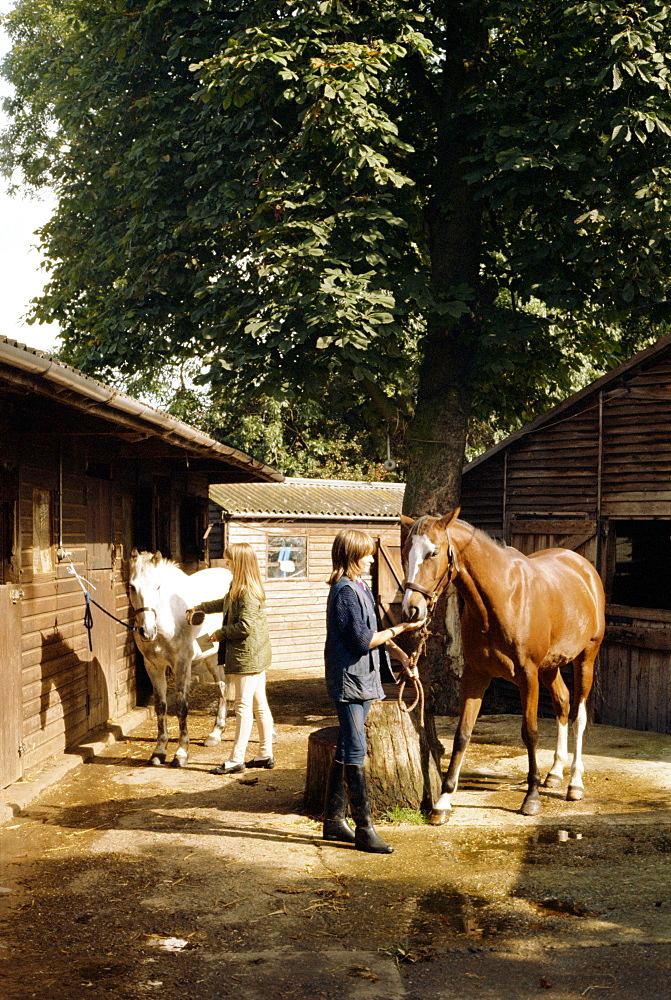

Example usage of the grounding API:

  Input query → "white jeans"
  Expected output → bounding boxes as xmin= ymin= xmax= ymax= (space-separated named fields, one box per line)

xmin=228 ymin=671 xmax=273 ymax=764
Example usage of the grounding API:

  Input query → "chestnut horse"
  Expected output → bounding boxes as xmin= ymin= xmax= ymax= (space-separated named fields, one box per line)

xmin=401 ymin=509 xmax=605 ymax=823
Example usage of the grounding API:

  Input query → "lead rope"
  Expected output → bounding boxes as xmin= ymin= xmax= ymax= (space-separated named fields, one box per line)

xmin=395 ymin=593 xmax=438 ymax=728
xmin=64 ymin=557 xmax=136 ymax=651
xmin=395 ymin=537 xmax=457 ymax=727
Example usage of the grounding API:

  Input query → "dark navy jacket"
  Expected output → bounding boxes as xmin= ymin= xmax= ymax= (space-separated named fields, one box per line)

xmin=324 ymin=576 xmax=395 ymax=702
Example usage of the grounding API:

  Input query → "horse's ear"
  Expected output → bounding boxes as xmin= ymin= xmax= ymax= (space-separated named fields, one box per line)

xmin=130 ymin=548 xmax=139 ymax=558
xmin=401 ymin=514 xmax=415 ymax=548
xmin=436 ymin=508 xmax=461 ymax=532
xmin=152 ymin=551 xmax=162 ymax=565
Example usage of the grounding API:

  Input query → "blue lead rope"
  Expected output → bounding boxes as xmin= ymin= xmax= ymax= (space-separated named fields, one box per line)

xmin=84 ymin=591 xmax=94 ymax=652
xmin=81 ymin=588 xmax=136 ymax=652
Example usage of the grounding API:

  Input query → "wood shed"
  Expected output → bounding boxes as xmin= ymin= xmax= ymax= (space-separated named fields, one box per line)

xmin=208 ymin=477 xmax=406 ymax=670
xmin=460 ymin=332 xmax=671 ymax=734
xmin=0 ymin=337 xmax=281 ymax=790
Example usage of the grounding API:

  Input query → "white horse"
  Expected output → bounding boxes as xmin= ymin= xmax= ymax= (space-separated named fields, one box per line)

xmin=128 ymin=550 xmax=232 ymax=767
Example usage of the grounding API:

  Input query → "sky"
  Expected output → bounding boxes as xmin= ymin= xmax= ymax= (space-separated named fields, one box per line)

xmin=0 ymin=3 xmax=61 ymax=354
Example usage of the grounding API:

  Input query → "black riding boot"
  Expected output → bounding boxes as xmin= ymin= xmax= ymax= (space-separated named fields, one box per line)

xmin=323 ymin=758 xmax=356 ymax=843
xmin=344 ymin=764 xmax=393 ymax=854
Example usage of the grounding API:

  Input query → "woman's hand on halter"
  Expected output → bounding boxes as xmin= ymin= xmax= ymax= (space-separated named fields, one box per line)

xmin=399 ymin=618 xmax=427 ymax=633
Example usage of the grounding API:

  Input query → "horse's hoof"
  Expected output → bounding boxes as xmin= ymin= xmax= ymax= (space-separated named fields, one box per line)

xmin=171 ymin=756 xmax=187 ymax=768
xmin=567 ymin=785 xmax=583 ymax=801
xmin=203 ymin=735 xmax=221 ymax=748
xmin=149 ymin=755 xmax=165 ymax=767
xmin=428 ymin=809 xmax=451 ymax=826
xmin=543 ymin=774 xmax=562 ymax=789
xmin=520 ymin=797 xmax=542 ymax=816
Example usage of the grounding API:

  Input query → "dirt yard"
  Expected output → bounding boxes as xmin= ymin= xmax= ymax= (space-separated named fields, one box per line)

xmin=1 ymin=667 xmax=671 ymax=999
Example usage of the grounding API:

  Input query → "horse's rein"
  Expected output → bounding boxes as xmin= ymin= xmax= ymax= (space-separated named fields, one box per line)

xmin=396 ymin=530 xmax=459 ymax=725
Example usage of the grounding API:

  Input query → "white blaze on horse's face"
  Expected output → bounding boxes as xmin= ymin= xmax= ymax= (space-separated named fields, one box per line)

xmin=402 ymin=532 xmax=436 ymax=621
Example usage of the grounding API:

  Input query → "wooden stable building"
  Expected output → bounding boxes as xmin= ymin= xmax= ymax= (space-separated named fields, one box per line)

xmin=0 ymin=337 xmax=281 ymax=790
xmin=208 ymin=478 xmax=406 ymax=670
xmin=460 ymin=332 xmax=671 ymax=734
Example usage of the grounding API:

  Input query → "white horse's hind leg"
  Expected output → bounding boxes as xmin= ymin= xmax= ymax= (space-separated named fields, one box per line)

xmin=204 ymin=668 xmax=227 ymax=747
xmin=544 ymin=720 xmax=569 ymax=788
xmin=540 ymin=668 xmax=571 ymax=789
xmin=567 ymin=700 xmax=587 ymax=800
xmin=171 ymin=656 xmax=193 ymax=768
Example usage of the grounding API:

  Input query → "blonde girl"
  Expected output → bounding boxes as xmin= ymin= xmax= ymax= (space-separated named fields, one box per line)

xmin=191 ymin=543 xmax=274 ymax=774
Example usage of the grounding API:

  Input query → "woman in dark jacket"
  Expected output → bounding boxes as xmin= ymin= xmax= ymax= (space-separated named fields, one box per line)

xmin=324 ymin=528 xmax=425 ymax=854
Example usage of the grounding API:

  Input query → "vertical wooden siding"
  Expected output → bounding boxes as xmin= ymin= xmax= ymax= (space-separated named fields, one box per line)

xmin=601 ymin=357 xmax=671 ymax=517
xmin=460 ymin=453 xmax=505 ymax=536
xmin=18 ymin=446 xmax=129 ymax=771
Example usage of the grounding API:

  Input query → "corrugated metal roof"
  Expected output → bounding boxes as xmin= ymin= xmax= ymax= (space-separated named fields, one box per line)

xmin=210 ymin=477 xmax=405 ymax=518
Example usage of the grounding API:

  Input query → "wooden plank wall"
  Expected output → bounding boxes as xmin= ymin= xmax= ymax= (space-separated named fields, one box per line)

xmin=460 ymin=453 xmax=505 ymax=536
xmin=17 ymin=444 xmax=132 ymax=772
xmin=0 ymin=587 xmax=23 ymax=787
xmin=601 ymin=356 xmax=671 ymax=518
xmin=505 ymin=406 xmax=600 ymax=520
xmin=221 ymin=519 xmax=401 ymax=670
xmin=597 ymin=641 xmax=671 ymax=732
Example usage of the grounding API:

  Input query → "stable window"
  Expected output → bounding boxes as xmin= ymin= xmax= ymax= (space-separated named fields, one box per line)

xmin=267 ymin=535 xmax=307 ymax=579
xmin=33 ymin=488 xmax=54 ymax=574
xmin=609 ymin=520 xmax=671 ymax=611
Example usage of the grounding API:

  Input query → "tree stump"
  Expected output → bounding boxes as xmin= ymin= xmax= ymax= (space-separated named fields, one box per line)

xmin=304 ymin=698 xmax=443 ymax=819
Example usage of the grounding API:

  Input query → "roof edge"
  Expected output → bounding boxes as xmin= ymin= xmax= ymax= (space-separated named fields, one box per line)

xmin=0 ymin=337 xmax=283 ymax=483
xmin=463 ymin=331 xmax=671 ymax=474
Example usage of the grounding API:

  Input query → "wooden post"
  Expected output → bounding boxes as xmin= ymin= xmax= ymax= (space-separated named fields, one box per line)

xmin=304 ymin=699 xmax=443 ymax=819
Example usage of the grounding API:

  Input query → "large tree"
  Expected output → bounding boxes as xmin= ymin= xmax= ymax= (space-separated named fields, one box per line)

xmin=3 ymin=0 xmax=671 ymax=512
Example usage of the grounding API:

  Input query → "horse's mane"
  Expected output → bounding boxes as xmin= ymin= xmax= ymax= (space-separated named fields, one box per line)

xmin=130 ymin=552 xmax=186 ymax=581
xmin=411 ymin=514 xmax=507 ymax=551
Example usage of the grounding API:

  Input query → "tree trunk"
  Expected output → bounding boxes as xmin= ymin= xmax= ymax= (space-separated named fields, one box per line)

xmin=304 ymin=700 xmax=443 ymax=820
xmin=400 ymin=8 xmax=489 ymax=727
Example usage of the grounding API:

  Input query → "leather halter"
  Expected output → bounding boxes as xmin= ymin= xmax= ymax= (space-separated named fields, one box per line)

xmin=403 ymin=531 xmax=459 ymax=604
xmin=132 ymin=606 xmax=155 ymax=618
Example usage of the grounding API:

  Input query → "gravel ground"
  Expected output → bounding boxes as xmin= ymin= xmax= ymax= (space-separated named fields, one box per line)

xmin=1 ymin=668 xmax=670 ymax=999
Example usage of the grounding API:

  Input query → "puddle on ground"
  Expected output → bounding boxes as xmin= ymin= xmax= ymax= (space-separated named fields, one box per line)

xmin=530 ymin=896 xmax=592 ymax=917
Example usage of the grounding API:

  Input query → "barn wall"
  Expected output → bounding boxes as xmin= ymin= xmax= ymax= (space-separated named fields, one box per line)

xmin=504 ymin=406 xmax=600 ymax=521
xmin=460 ymin=453 xmax=505 ymax=537
xmin=214 ymin=518 xmax=402 ymax=670
xmin=601 ymin=356 xmax=671 ymax=518
xmin=0 ymin=412 xmax=230 ymax=784
xmin=596 ymin=611 xmax=671 ymax=733
xmin=16 ymin=438 xmax=138 ymax=772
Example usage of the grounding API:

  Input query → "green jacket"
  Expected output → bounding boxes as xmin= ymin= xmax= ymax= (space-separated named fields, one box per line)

xmin=197 ymin=592 xmax=272 ymax=674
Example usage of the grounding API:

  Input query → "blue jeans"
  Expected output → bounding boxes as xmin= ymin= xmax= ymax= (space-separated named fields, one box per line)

xmin=334 ymin=699 xmax=373 ymax=766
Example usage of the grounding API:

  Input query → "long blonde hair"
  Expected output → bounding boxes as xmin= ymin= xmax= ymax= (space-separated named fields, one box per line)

xmin=328 ymin=529 xmax=375 ymax=586
xmin=225 ymin=542 xmax=266 ymax=602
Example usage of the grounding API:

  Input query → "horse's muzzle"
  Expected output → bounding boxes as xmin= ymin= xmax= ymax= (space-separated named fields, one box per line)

xmin=401 ymin=589 xmax=427 ymax=622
